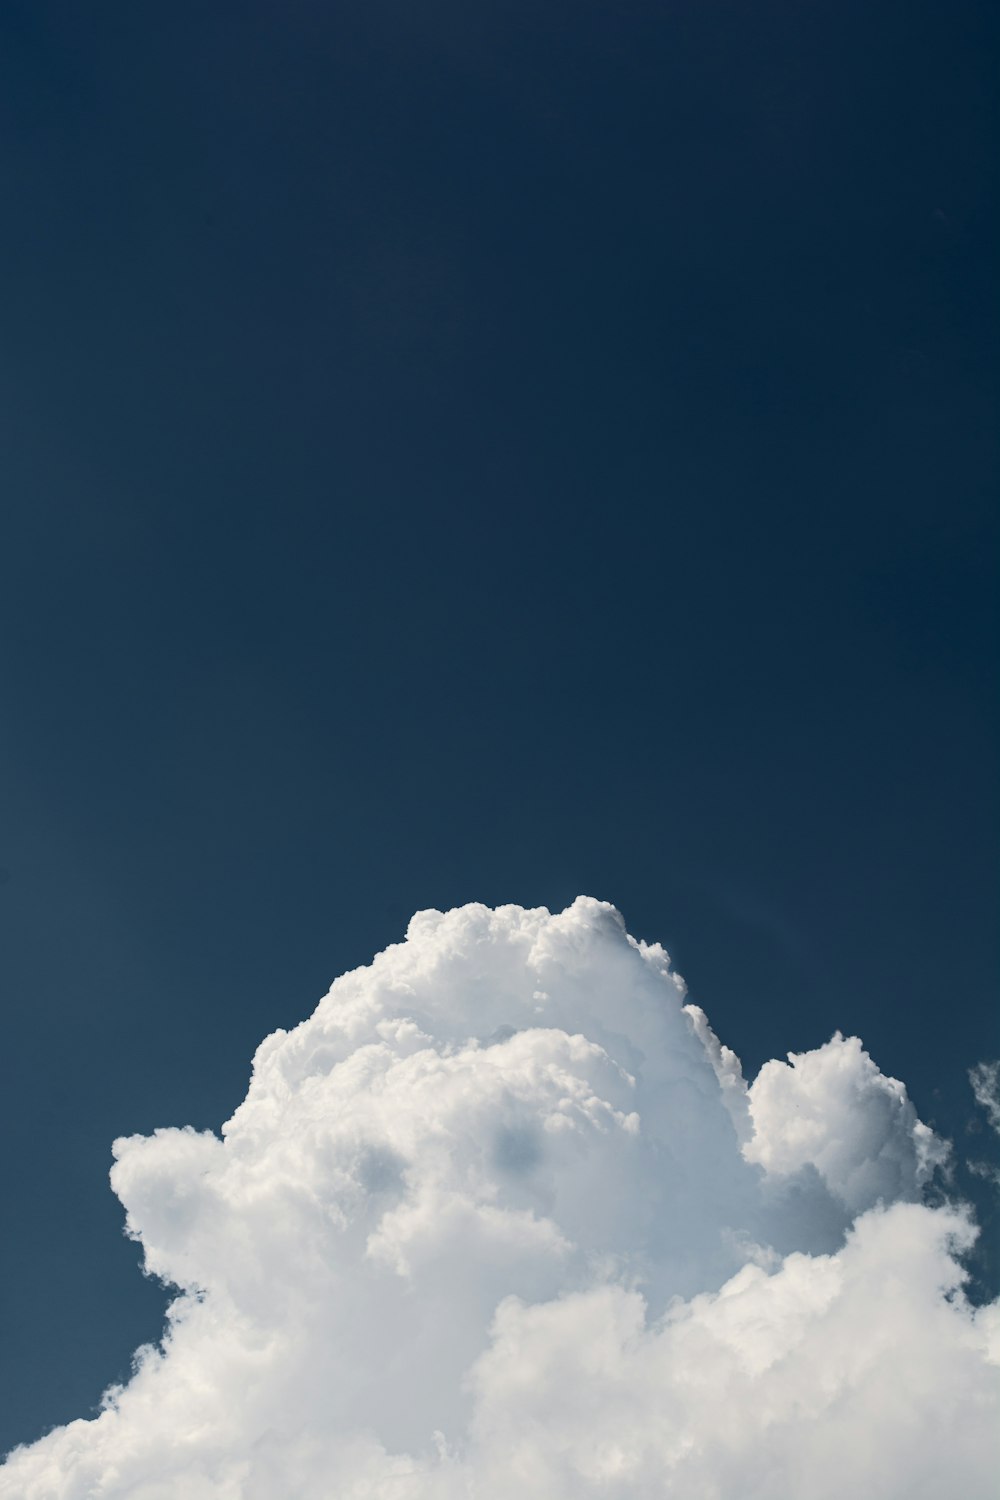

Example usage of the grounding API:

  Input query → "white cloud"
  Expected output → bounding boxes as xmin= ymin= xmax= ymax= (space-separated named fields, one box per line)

xmin=2 ymin=898 xmax=996 ymax=1498
xmin=745 ymin=1031 xmax=951 ymax=1213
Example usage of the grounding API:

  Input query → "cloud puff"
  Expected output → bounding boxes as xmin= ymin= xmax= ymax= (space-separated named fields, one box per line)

xmin=2 ymin=898 xmax=997 ymax=1498
xmin=745 ymin=1031 xmax=951 ymax=1213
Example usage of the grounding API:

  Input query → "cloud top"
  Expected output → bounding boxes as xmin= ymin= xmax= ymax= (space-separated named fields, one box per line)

xmin=3 ymin=898 xmax=997 ymax=1498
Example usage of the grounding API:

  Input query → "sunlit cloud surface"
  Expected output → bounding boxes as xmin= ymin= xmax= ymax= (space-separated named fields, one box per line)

xmin=3 ymin=899 xmax=997 ymax=1498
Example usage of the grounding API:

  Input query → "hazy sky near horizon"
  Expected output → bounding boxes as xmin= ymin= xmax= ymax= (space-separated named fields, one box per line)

xmin=0 ymin=0 xmax=997 ymax=1463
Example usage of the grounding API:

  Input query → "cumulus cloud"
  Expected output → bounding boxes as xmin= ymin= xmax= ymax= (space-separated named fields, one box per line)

xmin=745 ymin=1031 xmax=951 ymax=1213
xmin=2 ymin=898 xmax=997 ymax=1498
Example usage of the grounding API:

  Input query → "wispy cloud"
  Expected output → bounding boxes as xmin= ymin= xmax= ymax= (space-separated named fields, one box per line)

xmin=970 ymin=1060 xmax=1000 ymax=1134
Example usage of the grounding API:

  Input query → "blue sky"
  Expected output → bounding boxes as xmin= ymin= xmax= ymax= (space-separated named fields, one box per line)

xmin=0 ymin=0 xmax=997 ymax=1460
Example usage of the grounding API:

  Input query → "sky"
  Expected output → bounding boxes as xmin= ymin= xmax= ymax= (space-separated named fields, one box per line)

xmin=0 ymin=0 xmax=997 ymax=1470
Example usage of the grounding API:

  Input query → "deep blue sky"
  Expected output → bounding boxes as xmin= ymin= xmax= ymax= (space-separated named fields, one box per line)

xmin=1 ymin=0 xmax=997 ymax=1455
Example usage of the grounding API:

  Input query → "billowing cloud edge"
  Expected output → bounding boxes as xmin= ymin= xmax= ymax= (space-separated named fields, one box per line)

xmin=3 ymin=898 xmax=997 ymax=1499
